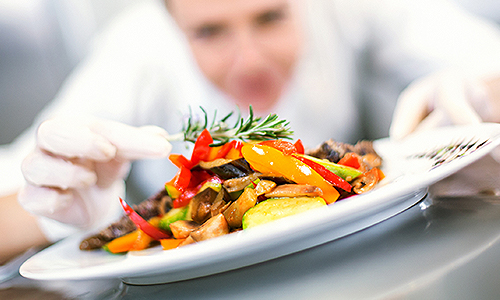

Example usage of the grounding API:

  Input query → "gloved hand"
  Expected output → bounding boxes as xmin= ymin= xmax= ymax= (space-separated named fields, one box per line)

xmin=389 ymin=70 xmax=497 ymax=140
xmin=18 ymin=117 xmax=172 ymax=240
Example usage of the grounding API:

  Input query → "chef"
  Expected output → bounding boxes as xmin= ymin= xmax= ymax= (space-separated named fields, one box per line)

xmin=1 ymin=0 xmax=499 ymax=263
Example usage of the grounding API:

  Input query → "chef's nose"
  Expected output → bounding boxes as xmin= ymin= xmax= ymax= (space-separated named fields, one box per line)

xmin=230 ymin=29 xmax=267 ymax=74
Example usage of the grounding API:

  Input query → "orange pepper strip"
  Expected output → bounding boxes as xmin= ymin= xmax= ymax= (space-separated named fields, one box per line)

xmin=104 ymin=231 xmax=140 ymax=254
xmin=241 ymin=144 xmax=340 ymax=204
xmin=104 ymin=216 xmax=163 ymax=253
xmin=130 ymin=230 xmax=154 ymax=251
xmin=160 ymin=239 xmax=185 ymax=250
xmin=375 ymin=168 xmax=385 ymax=180
xmin=130 ymin=216 xmax=162 ymax=251
xmin=225 ymin=145 xmax=243 ymax=160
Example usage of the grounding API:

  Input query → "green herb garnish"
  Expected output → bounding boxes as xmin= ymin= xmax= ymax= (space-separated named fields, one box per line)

xmin=167 ymin=106 xmax=293 ymax=146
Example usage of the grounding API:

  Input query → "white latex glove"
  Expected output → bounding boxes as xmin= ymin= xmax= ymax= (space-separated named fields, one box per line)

xmin=18 ymin=117 xmax=172 ymax=240
xmin=389 ymin=71 xmax=496 ymax=140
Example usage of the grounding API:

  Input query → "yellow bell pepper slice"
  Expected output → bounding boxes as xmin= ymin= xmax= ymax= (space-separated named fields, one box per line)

xmin=241 ymin=144 xmax=339 ymax=204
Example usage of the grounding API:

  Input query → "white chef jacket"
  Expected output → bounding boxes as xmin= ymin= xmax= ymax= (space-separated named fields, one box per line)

xmin=1 ymin=0 xmax=499 ymax=237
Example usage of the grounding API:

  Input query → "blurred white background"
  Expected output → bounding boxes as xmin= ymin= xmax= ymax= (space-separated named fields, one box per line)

xmin=0 ymin=0 xmax=152 ymax=144
xmin=0 ymin=0 xmax=498 ymax=145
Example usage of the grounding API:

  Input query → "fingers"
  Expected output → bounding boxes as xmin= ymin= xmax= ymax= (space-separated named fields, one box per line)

xmin=390 ymin=71 xmax=491 ymax=140
xmin=37 ymin=117 xmax=172 ymax=161
xmin=17 ymin=180 xmax=125 ymax=228
xmin=435 ymin=74 xmax=482 ymax=126
xmin=94 ymin=159 xmax=131 ymax=188
xmin=22 ymin=149 xmax=97 ymax=190
xmin=37 ymin=118 xmax=117 ymax=161
xmin=389 ymin=77 xmax=436 ymax=140
xmin=22 ymin=117 xmax=171 ymax=229
xmin=411 ymin=109 xmax=450 ymax=134
xmin=88 ymin=120 xmax=172 ymax=160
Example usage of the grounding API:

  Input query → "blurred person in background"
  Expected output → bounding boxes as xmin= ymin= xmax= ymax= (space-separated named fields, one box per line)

xmin=0 ymin=0 xmax=499 ymax=264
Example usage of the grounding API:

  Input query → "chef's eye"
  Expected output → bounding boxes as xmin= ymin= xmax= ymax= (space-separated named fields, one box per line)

xmin=256 ymin=8 xmax=286 ymax=26
xmin=195 ymin=24 xmax=224 ymax=40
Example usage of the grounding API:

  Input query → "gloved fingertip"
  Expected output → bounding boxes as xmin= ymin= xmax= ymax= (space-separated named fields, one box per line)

xmin=139 ymin=125 xmax=170 ymax=139
xmin=139 ymin=126 xmax=173 ymax=156
xmin=150 ymin=138 xmax=173 ymax=157
xmin=116 ymin=131 xmax=172 ymax=160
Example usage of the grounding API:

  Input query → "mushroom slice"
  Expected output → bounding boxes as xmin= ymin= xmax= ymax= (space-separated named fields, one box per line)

xmin=190 ymin=214 xmax=229 ymax=242
xmin=178 ymin=235 xmax=196 ymax=247
xmin=223 ymin=173 xmax=260 ymax=193
xmin=170 ymin=220 xmax=200 ymax=239
xmin=361 ymin=153 xmax=382 ymax=169
xmin=211 ymin=188 xmax=232 ymax=217
xmin=254 ymin=180 xmax=276 ymax=196
xmin=264 ymin=184 xmax=323 ymax=198
xmin=190 ymin=187 xmax=219 ymax=224
xmin=351 ymin=168 xmax=379 ymax=194
xmin=223 ymin=188 xmax=258 ymax=228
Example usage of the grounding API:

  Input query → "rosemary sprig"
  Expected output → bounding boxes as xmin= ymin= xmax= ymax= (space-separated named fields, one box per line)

xmin=167 ymin=106 xmax=294 ymax=146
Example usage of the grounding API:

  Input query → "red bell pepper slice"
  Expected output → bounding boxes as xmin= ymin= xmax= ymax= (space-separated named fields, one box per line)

xmin=337 ymin=152 xmax=361 ymax=170
xmin=294 ymin=139 xmax=305 ymax=155
xmin=189 ymin=170 xmax=213 ymax=187
xmin=119 ymin=198 xmax=171 ymax=240
xmin=293 ymin=154 xmax=352 ymax=192
xmin=169 ymin=154 xmax=194 ymax=169
xmin=191 ymin=129 xmax=213 ymax=165
xmin=172 ymin=188 xmax=198 ymax=208
xmin=215 ymin=140 xmax=243 ymax=159
xmin=172 ymin=175 xmax=223 ymax=208
xmin=168 ymin=165 xmax=192 ymax=193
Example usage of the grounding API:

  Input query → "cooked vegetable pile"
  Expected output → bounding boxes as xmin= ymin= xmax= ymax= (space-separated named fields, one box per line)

xmin=79 ymin=108 xmax=384 ymax=254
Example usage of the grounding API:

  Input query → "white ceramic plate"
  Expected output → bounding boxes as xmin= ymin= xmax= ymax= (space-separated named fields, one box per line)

xmin=20 ymin=123 xmax=500 ymax=285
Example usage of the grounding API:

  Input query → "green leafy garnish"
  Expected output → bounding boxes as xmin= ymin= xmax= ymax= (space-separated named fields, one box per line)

xmin=167 ymin=106 xmax=293 ymax=146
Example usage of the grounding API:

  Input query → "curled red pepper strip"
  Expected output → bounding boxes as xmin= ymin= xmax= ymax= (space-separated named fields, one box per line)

xmin=119 ymin=198 xmax=171 ymax=240
xmin=292 ymin=155 xmax=352 ymax=192
xmin=191 ymin=129 xmax=213 ymax=165
xmin=172 ymin=166 xmax=192 ymax=192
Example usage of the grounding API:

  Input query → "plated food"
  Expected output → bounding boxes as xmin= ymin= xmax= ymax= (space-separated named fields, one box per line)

xmin=21 ymin=123 xmax=500 ymax=284
xmin=79 ymin=108 xmax=384 ymax=254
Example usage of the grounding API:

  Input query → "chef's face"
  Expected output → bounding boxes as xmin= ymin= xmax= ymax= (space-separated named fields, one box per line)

xmin=168 ymin=0 xmax=303 ymax=112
